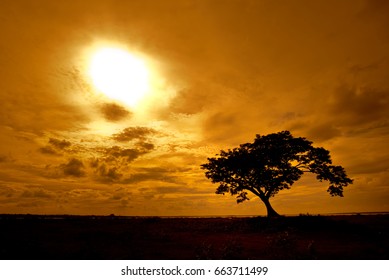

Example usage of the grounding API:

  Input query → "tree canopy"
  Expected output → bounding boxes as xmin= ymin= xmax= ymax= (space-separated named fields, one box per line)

xmin=201 ymin=131 xmax=353 ymax=217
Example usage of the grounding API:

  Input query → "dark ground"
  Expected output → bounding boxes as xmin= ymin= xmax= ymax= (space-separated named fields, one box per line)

xmin=0 ymin=214 xmax=388 ymax=259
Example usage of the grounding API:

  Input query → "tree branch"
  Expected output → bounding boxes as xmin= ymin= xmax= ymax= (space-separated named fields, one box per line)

xmin=246 ymin=186 xmax=263 ymax=198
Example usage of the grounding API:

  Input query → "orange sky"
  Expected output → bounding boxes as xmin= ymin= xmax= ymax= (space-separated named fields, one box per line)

xmin=0 ymin=0 xmax=388 ymax=216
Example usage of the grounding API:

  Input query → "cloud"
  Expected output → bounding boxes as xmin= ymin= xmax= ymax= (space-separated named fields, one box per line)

xmin=16 ymin=201 xmax=40 ymax=208
xmin=282 ymin=84 xmax=389 ymax=142
xmin=89 ymin=143 xmax=155 ymax=182
xmin=123 ymin=167 xmax=179 ymax=185
xmin=169 ymin=84 xmax=210 ymax=114
xmin=110 ymin=187 xmax=132 ymax=201
xmin=133 ymin=185 xmax=210 ymax=203
xmin=123 ymin=172 xmax=178 ymax=184
xmin=100 ymin=103 xmax=131 ymax=122
xmin=48 ymin=138 xmax=72 ymax=149
xmin=0 ymin=87 xmax=90 ymax=134
xmin=0 ymin=184 xmax=59 ymax=211
xmin=96 ymin=164 xmax=123 ymax=183
xmin=60 ymin=158 xmax=85 ymax=177
xmin=39 ymin=137 xmax=72 ymax=155
xmin=359 ymin=0 xmax=389 ymax=30
xmin=135 ymin=141 xmax=155 ymax=151
xmin=305 ymin=123 xmax=342 ymax=142
xmin=21 ymin=187 xmax=53 ymax=199
xmin=37 ymin=136 xmax=158 ymax=182
xmin=112 ymin=126 xmax=157 ymax=142
xmin=39 ymin=146 xmax=58 ymax=155
xmin=153 ymin=186 xmax=210 ymax=195
xmin=0 ymin=154 xmax=8 ymax=162
xmin=348 ymin=62 xmax=380 ymax=76
xmin=329 ymin=85 xmax=389 ymax=126
xmin=0 ymin=184 xmax=15 ymax=197
xmin=103 ymin=146 xmax=146 ymax=163
xmin=202 ymin=110 xmax=245 ymax=144
xmin=121 ymin=166 xmax=192 ymax=185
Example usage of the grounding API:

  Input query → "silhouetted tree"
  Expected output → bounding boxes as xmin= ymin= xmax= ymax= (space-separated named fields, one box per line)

xmin=201 ymin=131 xmax=353 ymax=217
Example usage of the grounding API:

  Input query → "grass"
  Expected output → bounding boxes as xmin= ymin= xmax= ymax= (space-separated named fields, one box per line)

xmin=0 ymin=214 xmax=387 ymax=259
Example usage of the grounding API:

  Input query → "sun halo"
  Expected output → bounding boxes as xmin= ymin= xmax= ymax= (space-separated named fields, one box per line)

xmin=88 ymin=47 xmax=150 ymax=107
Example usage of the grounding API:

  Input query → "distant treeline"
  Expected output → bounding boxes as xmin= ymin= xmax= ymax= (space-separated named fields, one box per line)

xmin=0 ymin=214 xmax=124 ymax=220
xmin=0 ymin=212 xmax=388 ymax=220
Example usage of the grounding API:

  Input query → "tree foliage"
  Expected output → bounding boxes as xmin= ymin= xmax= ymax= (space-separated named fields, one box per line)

xmin=201 ymin=131 xmax=353 ymax=217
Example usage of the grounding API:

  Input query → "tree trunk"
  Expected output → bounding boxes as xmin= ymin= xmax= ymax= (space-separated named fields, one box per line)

xmin=261 ymin=197 xmax=281 ymax=218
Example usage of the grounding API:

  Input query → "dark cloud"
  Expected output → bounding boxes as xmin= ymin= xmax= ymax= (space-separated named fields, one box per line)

xmin=136 ymin=166 xmax=191 ymax=174
xmin=305 ymin=123 xmax=342 ymax=142
xmin=110 ymin=187 xmax=131 ymax=201
xmin=123 ymin=172 xmax=178 ymax=184
xmin=89 ymin=157 xmax=124 ymax=183
xmin=169 ymin=85 xmax=210 ymax=114
xmin=348 ymin=62 xmax=380 ymax=76
xmin=135 ymin=141 xmax=155 ymax=151
xmin=348 ymin=154 xmax=389 ymax=175
xmin=112 ymin=127 xmax=157 ymax=142
xmin=274 ymin=112 xmax=300 ymax=125
xmin=60 ymin=158 xmax=85 ymax=177
xmin=103 ymin=146 xmax=145 ymax=163
xmin=202 ymin=110 xmax=244 ymax=143
xmin=39 ymin=137 xmax=72 ymax=155
xmin=96 ymin=164 xmax=122 ymax=183
xmin=100 ymin=103 xmax=131 ymax=122
xmin=360 ymin=0 xmax=389 ymax=30
xmin=0 ymin=154 xmax=8 ymax=162
xmin=122 ymin=167 xmax=191 ymax=185
xmin=0 ymin=89 xmax=90 ymax=134
xmin=330 ymin=86 xmax=388 ymax=124
xmin=286 ymin=84 xmax=389 ymax=142
xmin=0 ymin=184 xmax=15 ymax=197
xmin=49 ymin=138 xmax=71 ymax=149
xmin=16 ymin=201 xmax=39 ymax=208
xmin=21 ymin=187 xmax=53 ymax=199
xmin=89 ymin=158 xmax=99 ymax=168
xmin=39 ymin=146 xmax=58 ymax=155
xmin=154 ymin=186 xmax=209 ymax=194
xmin=89 ymin=143 xmax=156 ymax=182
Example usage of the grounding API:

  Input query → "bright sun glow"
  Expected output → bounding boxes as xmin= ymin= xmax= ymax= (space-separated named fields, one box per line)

xmin=89 ymin=47 xmax=150 ymax=107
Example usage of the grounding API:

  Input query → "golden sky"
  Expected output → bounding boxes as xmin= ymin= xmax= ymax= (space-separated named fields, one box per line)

xmin=0 ymin=0 xmax=388 ymax=216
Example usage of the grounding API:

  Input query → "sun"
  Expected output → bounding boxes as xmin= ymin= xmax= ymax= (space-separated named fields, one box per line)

xmin=89 ymin=47 xmax=150 ymax=107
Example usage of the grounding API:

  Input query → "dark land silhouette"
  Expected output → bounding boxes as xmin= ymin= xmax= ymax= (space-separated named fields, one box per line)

xmin=0 ymin=214 xmax=387 ymax=259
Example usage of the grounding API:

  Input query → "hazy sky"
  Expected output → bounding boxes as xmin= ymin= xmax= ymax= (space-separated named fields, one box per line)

xmin=0 ymin=0 xmax=388 ymax=216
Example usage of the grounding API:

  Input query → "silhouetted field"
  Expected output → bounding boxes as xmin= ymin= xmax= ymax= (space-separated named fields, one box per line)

xmin=0 ymin=214 xmax=388 ymax=259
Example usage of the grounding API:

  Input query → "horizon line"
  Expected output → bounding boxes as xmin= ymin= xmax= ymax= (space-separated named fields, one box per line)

xmin=1 ymin=211 xmax=388 ymax=218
